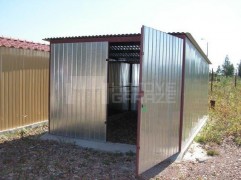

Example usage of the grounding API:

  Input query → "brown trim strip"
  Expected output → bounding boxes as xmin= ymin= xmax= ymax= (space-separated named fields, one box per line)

xmin=136 ymin=26 xmax=144 ymax=176
xmin=172 ymin=34 xmax=186 ymax=152
xmin=48 ymin=44 xmax=51 ymax=133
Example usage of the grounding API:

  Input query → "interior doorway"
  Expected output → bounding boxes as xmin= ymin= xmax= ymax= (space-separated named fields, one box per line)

xmin=106 ymin=42 xmax=140 ymax=145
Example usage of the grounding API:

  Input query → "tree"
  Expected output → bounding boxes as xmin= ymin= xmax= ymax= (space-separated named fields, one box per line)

xmin=222 ymin=55 xmax=234 ymax=77
xmin=238 ymin=60 xmax=241 ymax=78
xmin=216 ymin=65 xmax=222 ymax=75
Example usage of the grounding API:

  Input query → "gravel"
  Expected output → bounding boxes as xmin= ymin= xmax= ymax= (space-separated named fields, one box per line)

xmin=0 ymin=125 xmax=136 ymax=180
xmin=0 ymin=125 xmax=240 ymax=180
xmin=153 ymin=137 xmax=241 ymax=180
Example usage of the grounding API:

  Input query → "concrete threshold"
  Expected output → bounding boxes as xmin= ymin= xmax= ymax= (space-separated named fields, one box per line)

xmin=41 ymin=133 xmax=136 ymax=154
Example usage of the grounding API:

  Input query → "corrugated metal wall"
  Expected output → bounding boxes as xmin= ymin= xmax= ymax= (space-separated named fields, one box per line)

xmin=0 ymin=47 xmax=49 ymax=131
xmin=108 ymin=62 xmax=140 ymax=111
xmin=108 ymin=62 xmax=130 ymax=111
xmin=182 ymin=38 xmax=209 ymax=147
xmin=138 ymin=26 xmax=183 ymax=174
xmin=50 ymin=42 xmax=108 ymax=141
xmin=131 ymin=64 xmax=139 ymax=111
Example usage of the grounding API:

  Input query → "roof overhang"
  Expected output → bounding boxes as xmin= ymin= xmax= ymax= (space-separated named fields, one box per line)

xmin=43 ymin=34 xmax=141 ymax=44
xmin=169 ymin=32 xmax=211 ymax=64
xmin=44 ymin=31 xmax=211 ymax=64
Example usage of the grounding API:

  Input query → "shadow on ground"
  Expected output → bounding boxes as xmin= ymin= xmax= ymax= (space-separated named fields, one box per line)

xmin=140 ymin=153 xmax=179 ymax=180
xmin=0 ymin=127 xmax=136 ymax=179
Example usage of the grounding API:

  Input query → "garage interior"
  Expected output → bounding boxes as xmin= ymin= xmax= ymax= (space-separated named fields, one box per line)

xmin=106 ymin=41 xmax=140 ymax=145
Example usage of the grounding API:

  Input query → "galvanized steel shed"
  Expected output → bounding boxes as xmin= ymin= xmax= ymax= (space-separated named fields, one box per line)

xmin=45 ymin=26 xmax=211 ymax=175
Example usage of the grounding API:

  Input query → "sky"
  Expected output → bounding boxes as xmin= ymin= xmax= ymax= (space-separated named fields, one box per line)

xmin=0 ymin=0 xmax=241 ymax=70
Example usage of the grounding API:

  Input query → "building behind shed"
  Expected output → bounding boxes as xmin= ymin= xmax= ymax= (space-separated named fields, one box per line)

xmin=0 ymin=37 xmax=49 ymax=132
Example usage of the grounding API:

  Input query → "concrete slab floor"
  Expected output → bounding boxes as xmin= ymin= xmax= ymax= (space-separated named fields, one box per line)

xmin=40 ymin=133 xmax=136 ymax=154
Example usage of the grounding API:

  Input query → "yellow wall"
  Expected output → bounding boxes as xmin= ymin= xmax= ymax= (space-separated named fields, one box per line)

xmin=0 ymin=47 xmax=49 ymax=131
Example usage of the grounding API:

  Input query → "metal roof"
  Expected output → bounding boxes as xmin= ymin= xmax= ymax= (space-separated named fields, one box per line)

xmin=44 ymin=33 xmax=141 ymax=44
xmin=169 ymin=32 xmax=211 ymax=64
xmin=44 ymin=33 xmax=141 ymax=41
xmin=44 ymin=31 xmax=211 ymax=64
xmin=0 ymin=36 xmax=50 ymax=52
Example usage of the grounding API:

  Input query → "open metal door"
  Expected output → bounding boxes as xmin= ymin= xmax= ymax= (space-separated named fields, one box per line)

xmin=137 ymin=26 xmax=183 ymax=175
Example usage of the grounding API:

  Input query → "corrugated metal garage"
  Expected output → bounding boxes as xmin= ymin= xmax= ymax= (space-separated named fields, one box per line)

xmin=45 ymin=26 xmax=211 ymax=175
xmin=170 ymin=33 xmax=211 ymax=150
xmin=0 ymin=37 xmax=49 ymax=132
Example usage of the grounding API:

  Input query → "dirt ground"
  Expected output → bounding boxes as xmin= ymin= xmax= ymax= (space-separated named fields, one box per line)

xmin=0 ymin=125 xmax=136 ymax=180
xmin=153 ymin=137 xmax=241 ymax=180
xmin=0 ymin=125 xmax=240 ymax=180
xmin=107 ymin=111 xmax=137 ymax=144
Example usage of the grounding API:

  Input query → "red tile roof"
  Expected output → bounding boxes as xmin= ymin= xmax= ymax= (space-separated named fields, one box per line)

xmin=0 ymin=36 xmax=49 ymax=52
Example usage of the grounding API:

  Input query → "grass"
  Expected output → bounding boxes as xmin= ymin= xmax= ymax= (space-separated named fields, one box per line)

xmin=234 ymin=136 xmax=241 ymax=146
xmin=195 ymin=77 xmax=241 ymax=146
xmin=206 ymin=149 xmax=219 ymax=156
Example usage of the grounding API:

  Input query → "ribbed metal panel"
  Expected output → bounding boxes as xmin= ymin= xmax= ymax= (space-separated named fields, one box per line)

xmin=50 ymin=42 xmax=108 ymax=141
xmin=131 ymin=64 xmax=139 ymax=111
xmin=182 ymin=38 xmax=209 ymax=147
xmin=138 ymin=26 xmax=183 ymax=174
xmin=108 ymin=62 xmax=130 ymax=86
xmin=108 ymin=62 xmax=130 ymax=111
xmin=108 ymin=63 xmax=139 ymax=111
xmin=0 ymin=47 xmax=49 ymax=132
xmin=132 ymin=64 xmax=139 ymax=86
xmin=108 ymin=87 xmax=130 ymax=111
